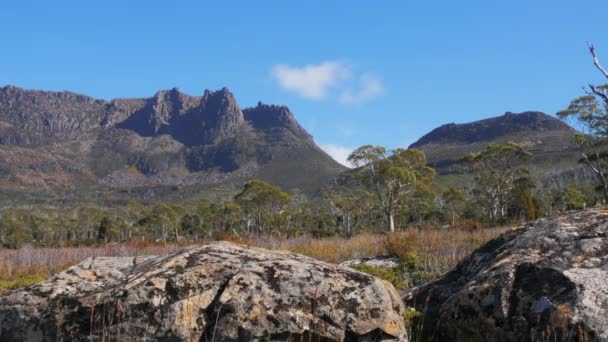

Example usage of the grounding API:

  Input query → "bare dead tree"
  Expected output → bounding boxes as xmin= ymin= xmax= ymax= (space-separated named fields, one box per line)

xmin=559 ymin=44 xmax=608 ymax=202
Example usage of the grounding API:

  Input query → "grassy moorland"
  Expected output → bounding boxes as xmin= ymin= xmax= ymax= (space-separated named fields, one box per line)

xmin=0 ymin=226 xmax=509 ymax=292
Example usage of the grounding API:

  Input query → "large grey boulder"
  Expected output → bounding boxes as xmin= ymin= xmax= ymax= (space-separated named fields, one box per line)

xmin=405 ymin=209 xmax=608 ymax=341
xmin=0 ymin=241 xmax=407 ymax=341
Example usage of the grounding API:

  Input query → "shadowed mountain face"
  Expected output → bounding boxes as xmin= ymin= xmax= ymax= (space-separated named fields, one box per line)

xmin=410 ymin=112 xmax=575 ymax=148
xmin=0 ymin=85 xmax=345 ymax=205
xmin=409 ymin=111 xmax=589 ymax=189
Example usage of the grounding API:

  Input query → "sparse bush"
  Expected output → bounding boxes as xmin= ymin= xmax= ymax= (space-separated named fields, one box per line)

xmin=351 ymin=264 xmax=407 ymax=290
xmin=450 ymin=219 xmax=483 ymax=230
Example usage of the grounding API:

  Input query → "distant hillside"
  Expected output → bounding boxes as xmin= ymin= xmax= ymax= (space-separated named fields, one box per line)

xmin=0 ymin=85 xmax=345 ymax=205
xmin=409 ymin=111 xmax=591 ymax=189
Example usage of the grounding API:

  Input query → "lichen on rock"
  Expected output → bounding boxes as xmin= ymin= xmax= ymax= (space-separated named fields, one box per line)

xmin=405 ymin=209 xmax=608 ymax=342
xmin=0 ymin=241 xmax=407 ymax=341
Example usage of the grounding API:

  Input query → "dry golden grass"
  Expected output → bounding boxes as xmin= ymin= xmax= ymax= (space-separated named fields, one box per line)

xmin=0 ymin=243 xmax=182 ymax=291
xmin=250 ymin=227 xmax=508 ymax=267
xmin=0 ymin=227 xmax=509 ymax=291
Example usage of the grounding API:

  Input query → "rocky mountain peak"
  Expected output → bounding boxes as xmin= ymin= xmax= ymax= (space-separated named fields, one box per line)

xmin=243 ymin=102 xmax=312 ymax=140
xmin=195 ymin=87 xmax=244 ymax=144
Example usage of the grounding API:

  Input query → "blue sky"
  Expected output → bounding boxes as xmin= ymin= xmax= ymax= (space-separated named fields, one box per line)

xmin=2 ymin=1 xmax=607 ymax=165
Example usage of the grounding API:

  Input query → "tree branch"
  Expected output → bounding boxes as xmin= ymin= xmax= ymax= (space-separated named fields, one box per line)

xmin=589 ymin=42 xmax=608 ymax=79
xmin=589 ymin=84 xmax=608 ymax=104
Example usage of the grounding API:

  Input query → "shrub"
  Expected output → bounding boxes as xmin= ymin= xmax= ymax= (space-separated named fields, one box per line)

xmin=380 ymin=230 xmax=419 ymax=260
xmin=351 ymin=264 xmax=407 ymax=291
xmin=450 ymin=219 xmax=482 ymax=230
xmin=0 ymin=267 xmax=48 ymax=291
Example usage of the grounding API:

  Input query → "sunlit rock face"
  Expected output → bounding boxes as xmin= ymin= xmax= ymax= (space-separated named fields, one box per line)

xmin=0 ymin=241 xmax=407 ymax=341
xmin=405 ymin=209 xmax=608 ymax=342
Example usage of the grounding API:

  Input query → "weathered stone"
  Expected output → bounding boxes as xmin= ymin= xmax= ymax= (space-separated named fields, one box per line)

xmin=0 ymin=241 xmax=407 ymax=341
xmin=340 ymin=256 xmax=401 ymax=269
xmin=405 ymin=209 xmax=608 ymax=342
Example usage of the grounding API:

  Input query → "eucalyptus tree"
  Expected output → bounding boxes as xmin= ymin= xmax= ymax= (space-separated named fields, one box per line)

xmin=347 ymin=146 xmax=434 ymax=232
xmin=234 ymin=180 xmax=291 ymax=235
xmin=463 ymin=142 xmax=532 ymax=223
xmin=435 ymin=188 xmax=465 ymax=225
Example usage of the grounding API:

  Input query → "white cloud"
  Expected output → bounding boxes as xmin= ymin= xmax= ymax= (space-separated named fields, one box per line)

xmin=270 ymin=62 xmax=384 ymax=104
xmin=319 ymin=144 xmax=355 ymax=168
xmin=271 ymin=61 xmax=351 ymax=100
xmin=339 ymin=73 xmax=384 ymax=104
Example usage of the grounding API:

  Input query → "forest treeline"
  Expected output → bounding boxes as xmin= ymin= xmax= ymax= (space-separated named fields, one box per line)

xmin=0 ymin=142 xmax=599 ymax=248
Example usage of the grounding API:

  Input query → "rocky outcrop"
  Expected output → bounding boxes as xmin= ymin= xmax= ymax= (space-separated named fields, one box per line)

xmin=405 ymin=209 xmax=608 ymax=342
xmin=0 ymin=241 xmax=407 ymax=341
xmin=244 ymin=102 xmax=312 ymax=141
xmin=340 ymin=256 xmax=400 ymax=269
xmin=114 ymin=87 xmax=245 ymax=146
xmin=0 ymin=85 xmax=106 ymax=145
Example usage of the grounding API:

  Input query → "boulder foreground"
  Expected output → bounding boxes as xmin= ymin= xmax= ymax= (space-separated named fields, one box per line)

xmin=405 ymin=209 xmax=608 ymax=341
xmin=0 ymin=241 xmax=406 ymax=341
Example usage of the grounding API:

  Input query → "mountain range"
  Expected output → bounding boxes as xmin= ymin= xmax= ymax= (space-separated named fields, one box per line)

xmin=409 ymin=111 xmax=589 ymax=189
xmin=0 ymin=85 xmax=591 ymax=205
xmin=0 ymin=85 xmax=345 ymax=205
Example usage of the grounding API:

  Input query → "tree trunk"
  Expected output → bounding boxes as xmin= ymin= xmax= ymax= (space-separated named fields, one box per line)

xmin=388 ymin=211 xmax=395 ymax=233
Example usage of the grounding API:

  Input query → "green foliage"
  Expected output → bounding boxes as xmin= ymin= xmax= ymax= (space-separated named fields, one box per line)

xmin=403 ymin=307 xmax=423 ymax=330
xmin=0 ymin=217 xmax=32 ymax=248
xmin=0 ymin=272 xmax=46 ymax=292
xmin=351 ymin=252 xmax=446 ymax=291
xmin=348 ymin=146 xmax=435 ymax=232
xmin=234 ymin=180 xmax=291 ymax=235
xmin=463 ymin=142 xmax=532 ymax=223
xmin=0 ymin=171 xmax=598 ymax=248
xmin=562 ymin=186 xmax=587 ymax=210
xmin=436 ymin=188 xmax=465 ymax=225
xmin=509 ymin=176 xmax=541 ymax=220
xmin=138 ymin=204 xmax=179 ymax=243
xmin=351 ymin=264 xmax=406 ymax=290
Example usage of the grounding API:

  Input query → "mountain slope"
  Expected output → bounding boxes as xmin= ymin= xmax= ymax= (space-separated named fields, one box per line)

xmin=409 ymin=111 xmax=590 ymax=188
xmin=0 ymin=85 xmax=345 ymax=205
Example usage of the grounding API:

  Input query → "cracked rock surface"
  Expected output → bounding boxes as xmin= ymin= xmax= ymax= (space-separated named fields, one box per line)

xmin=0 ymin=241 xmax=406 ymax=341
xmin=405 ymin=209 xmax=608 ymax=342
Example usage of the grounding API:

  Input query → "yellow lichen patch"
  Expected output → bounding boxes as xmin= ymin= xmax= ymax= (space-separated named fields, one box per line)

xmin=491 ymin=257 xmax=513 ymax=269
xmin=382 ymin=319 xmax=401 ymax=337
xmin=571 ymin=255 xmax=585 ymax=264
xmin=127 ymin=165 xmax=139 ymax=174
xmin=531 ymin=249 xmax=542 ymax=255
xmin=557 ymin=304 xmax=571 ymax=316
xmin=77 ymin=270 xmax=97 ymax=281
xmin=170 ymin=293 xmax=214 ymax=340
xmin=148 ymin=277 xmax=167 ymax=290
xmin=162 ymin=257 xmax=188 ymax=269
